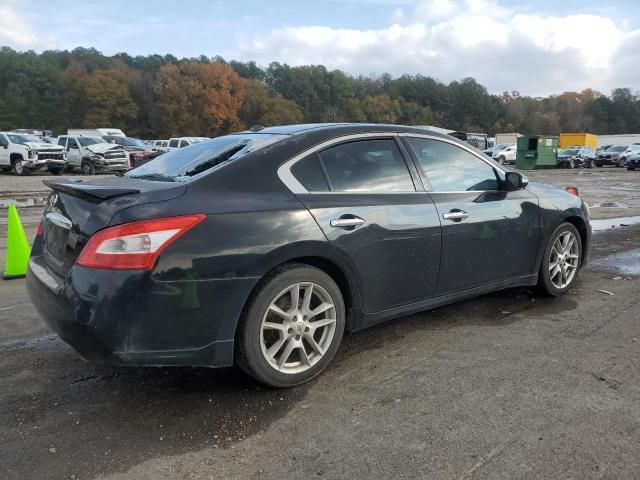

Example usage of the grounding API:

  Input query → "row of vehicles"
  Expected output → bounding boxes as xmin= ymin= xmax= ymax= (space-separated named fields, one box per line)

xmin=483 ymin=142 xmax=640 ymax=169
xmin=147 ymin=137 xmax=209 ymax=153
xmin=0 ymin=128 xmax=166 ymax=175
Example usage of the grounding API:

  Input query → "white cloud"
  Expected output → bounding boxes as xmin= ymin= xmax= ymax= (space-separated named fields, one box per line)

xmin=0 ymin=4 xmax=47 ymax=49
xmin=239 ymin=1 xmax=640 ymax=96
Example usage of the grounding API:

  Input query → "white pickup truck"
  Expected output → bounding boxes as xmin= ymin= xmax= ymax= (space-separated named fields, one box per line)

xmin=56 ymin=135 xmax=130 ymax=175
xmin=0 ymin=132 xmax=66 ymax=175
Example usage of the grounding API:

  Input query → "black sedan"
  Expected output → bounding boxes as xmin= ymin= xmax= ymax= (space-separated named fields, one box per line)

xmin=626 ymin=153 xmax=640 ymax=170
xmin=26 ymin=124 xmax=591 ymax=387
xmin=556 ymin=146 xmax=595 ymax=168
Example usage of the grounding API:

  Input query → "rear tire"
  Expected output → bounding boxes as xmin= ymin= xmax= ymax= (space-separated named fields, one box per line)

xmin=236 ymin=264 xmax=345 ymax=387
xmin=12 ymin=158 xmax=27 ymax=176
xmin=81 ymin=160 xmax=96 ymax=175
xmin=536 ymin=222 xmax=582 ymax=297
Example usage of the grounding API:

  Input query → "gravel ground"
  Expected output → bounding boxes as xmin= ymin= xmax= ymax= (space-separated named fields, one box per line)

xmin=0 ymin=167 xmax=639 ymax=479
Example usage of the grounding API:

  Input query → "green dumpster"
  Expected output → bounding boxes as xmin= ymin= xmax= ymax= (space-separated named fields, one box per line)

xmin=516 ymin=135 xmax=558 ymax=170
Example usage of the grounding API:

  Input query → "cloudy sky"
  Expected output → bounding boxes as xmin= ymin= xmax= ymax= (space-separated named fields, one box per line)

xmin=1 ymin=0 xmax=639 ymax=96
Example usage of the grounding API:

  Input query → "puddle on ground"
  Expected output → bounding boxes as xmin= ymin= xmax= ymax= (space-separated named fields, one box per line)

xmin=589 ymin=249 xmax=640 ymax=276
xmin=591 ymin=216 xmax=640 ymax=232
xmin=590 ymin=202 xmax=630 ymax=209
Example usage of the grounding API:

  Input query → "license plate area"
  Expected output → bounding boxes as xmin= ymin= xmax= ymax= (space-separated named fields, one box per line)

xmin=44 ymin=212 xmax=72 ymax=262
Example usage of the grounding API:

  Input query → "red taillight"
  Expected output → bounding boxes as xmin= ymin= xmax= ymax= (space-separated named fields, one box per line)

xmin=566 ymin=186 xmax=579 ymax=196
xmin=36 ymin=220 xmax=43 ymax=237
xmin=76 ymin=214 xmax=206 ymax=270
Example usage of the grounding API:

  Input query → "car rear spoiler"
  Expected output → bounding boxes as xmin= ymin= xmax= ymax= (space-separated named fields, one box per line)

xmin=43 ymin=179 xmax=140 ymax=202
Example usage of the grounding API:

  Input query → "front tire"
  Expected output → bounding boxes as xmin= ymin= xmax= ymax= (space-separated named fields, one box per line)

xmin=536 ymin=223 xmax=582 ymax=296
xmin=12 ymin=158 xmax=27 ymax=176
xmin=236 ymin=264 xmax=345 ymax=387
xmin=498 ymin=156 xmax=506 ymax=165
xmin=617 ymin=158 xmax=625 ymax=168
xmin=81 ymin=159 xmax=96 ymax=175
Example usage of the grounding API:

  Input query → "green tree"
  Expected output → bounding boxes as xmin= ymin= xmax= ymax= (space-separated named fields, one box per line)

xmin=240 ymin=79 xmax=303 ymax=126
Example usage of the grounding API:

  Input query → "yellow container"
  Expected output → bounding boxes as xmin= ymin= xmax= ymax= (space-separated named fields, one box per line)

xmin=559 ymin=133 xmax=598 ymax=149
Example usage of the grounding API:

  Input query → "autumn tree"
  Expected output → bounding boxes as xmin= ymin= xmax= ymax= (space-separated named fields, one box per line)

xmin=152 ymin=61 xmax=245 ymax=137
xmin=77 ymin=69 xmax=138 ymax=128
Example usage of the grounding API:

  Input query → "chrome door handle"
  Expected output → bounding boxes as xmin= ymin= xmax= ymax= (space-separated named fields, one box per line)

xmin=443 ymin=210 xmax=469 ymax=222
xmin=330 ymin=217 xmax=365 ymax=229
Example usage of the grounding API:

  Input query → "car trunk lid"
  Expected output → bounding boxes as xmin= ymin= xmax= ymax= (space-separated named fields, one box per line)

xmin=41 ymin=177 xmax=187 ymax=277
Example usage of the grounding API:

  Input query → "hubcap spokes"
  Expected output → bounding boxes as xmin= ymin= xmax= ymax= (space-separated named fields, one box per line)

xmin=549 ymin=231 xmax=579 ymax=289
xmin=260 ymin=282 xmax=336 ymax=374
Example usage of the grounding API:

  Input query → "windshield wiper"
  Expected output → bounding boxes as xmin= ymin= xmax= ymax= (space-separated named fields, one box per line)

xmin=127 ymin=173 xmax=176 ymax=182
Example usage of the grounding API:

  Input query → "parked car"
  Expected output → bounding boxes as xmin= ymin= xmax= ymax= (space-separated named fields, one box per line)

xmin=27 ymin=124 xmax=591 ymax=387
xmin=103 ymin=136 xmax=161 ymax=167
xmin=625 ymin=153 xmax=640 ymax=171
xmin=57 ymin=135 xmax=129 ymax=175
xmin=167 ymin=137 xmax=209 ymax=151
xmin=556 ymin=146 xmax=595 ymax=169
xmin=152 ymin=139 xmax=170 ymax=154
xmin=0 ymin=132 xmax=66 ymax=175
xmin=618 ymin=144 xmax=640 ymax=164
xmin=484 ymin=142 xmax=510 ymax=158
xmin=492 ymin=143 xmax=516 ymax=165
xmin=595 ymin=145 xmax=628 ymax=167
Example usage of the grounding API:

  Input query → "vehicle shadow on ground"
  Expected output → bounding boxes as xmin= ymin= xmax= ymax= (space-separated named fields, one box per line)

xmin=0 ymin=284 xmax=577 ymax=479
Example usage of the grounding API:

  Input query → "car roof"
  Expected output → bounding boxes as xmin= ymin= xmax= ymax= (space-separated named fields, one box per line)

xmin=237 ymin=123 xmax=459 ymax=140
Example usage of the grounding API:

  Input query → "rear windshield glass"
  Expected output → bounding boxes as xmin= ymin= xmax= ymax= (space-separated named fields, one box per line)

xmin=125 ymin=133 xmax=287 ymax=182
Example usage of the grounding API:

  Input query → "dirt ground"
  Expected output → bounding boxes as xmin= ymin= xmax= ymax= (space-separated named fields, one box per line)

xmin=1 ymin=167 xmax=639 ymax=479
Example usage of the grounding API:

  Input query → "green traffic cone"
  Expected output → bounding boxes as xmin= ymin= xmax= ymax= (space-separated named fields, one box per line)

xmin=2 ymin=205 xmax=31 ymax=280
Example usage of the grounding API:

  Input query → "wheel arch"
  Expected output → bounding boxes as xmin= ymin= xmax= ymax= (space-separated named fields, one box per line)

xmin=561 ymin=215 xmax=589 ymax=264
xmin=9 ymin=152 xmax=24 ymax=163
xmin=239 ymin=251 xmax=363 ymax=335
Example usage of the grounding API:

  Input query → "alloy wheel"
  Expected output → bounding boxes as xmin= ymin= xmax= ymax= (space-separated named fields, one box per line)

xmin=260 ymin=282 xmax=337 ymax=374
xmin=548 ymin=231 xmax=579 ymax=289
xmin=14 ymin=161 xmax=24 ymax=175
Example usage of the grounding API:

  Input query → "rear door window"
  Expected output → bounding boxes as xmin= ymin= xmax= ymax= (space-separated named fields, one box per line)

xmin=169 ymin=139 xmax=179 ymax=148
xmin=179 ymin=140 xmax=188 ymax=148
xmin=317 ymin=139 xmax=415 ymax=192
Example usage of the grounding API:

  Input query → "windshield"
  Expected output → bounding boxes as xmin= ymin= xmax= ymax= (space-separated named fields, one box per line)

xmin=78 ymin=137 xmax=105 ymax=146
xmin=8 ymin=134 xmax=39 ymax=144
xmin=125 ymin=133 xmax=287 ymax=182
xmin=559 ymin=148 xmax=579 ymax=156
xmin=607 ymin=145 xmax=626 ymax=152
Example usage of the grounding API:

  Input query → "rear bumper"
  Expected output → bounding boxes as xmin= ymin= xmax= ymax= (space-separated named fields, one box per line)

xmin=26 ymin=256 xmax=257 ymax=367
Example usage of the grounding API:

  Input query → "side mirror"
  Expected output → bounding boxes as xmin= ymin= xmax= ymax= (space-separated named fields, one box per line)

xmin=505 ymin=171 xmax=528 ymax=191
